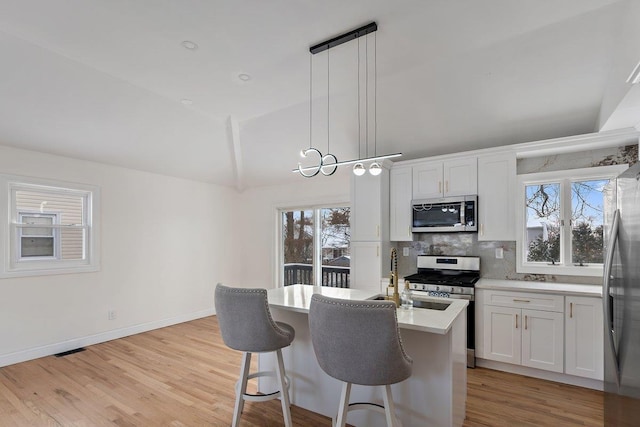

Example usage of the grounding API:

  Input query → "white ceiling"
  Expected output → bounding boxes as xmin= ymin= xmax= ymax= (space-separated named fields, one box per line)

xmin=0 ymin=0 xmax=634 ymax=189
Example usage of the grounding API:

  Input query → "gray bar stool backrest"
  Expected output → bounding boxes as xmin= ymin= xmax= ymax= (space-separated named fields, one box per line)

xmin=309 ymin=294 xmax=412 ymax=426
xmin=215 ymin=284 xmax=295 ymax=427
xmin=215 ymin=284 xmax=294 ymax=352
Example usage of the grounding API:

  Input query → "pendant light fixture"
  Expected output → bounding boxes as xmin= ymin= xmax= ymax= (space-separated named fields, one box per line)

xmin=293 ymin=22 xmax=401 ymax=177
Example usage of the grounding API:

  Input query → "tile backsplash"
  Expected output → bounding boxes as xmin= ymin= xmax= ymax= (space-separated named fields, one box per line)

xmin=394 ymin=234 xmax=600 ymax=285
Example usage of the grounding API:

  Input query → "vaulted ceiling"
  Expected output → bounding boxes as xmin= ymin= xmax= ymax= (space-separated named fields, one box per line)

xmin=0 ymin=0 xmax=636 ymax=189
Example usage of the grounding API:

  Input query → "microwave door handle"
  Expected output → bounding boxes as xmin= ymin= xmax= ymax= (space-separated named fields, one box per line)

xmin=460 ymin=202 xmax=465 ymax=225
xmin=603 ymin=209 xmax=620 ymax=387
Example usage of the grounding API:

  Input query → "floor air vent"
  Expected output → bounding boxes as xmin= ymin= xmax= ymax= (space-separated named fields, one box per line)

xmin=54 ymin=348 xmax=86 ymax=357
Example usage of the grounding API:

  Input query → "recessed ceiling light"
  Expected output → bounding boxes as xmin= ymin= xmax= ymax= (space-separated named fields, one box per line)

xmin=181 ymin=40 xmax=198 ymax=50
xmin=238 ymin=73 xmax=252 ymax=82
xmin=180 ymin=98 xmax=193 ymax=105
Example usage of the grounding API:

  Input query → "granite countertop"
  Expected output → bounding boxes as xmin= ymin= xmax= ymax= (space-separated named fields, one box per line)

xmin=476 ymin=278 xmax=602 ymax=297
xmin=267 ymin=284 xmax=468 ymax=335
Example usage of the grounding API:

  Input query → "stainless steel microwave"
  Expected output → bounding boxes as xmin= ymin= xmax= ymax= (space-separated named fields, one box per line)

xmin=411 ymin=195 xmax=478 ymax=232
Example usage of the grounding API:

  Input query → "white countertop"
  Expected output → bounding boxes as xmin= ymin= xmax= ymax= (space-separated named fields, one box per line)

xmin=267 ymin=284 xmax=468 ymax=335
xmin=476 ymin=278 xmax=602 ymax=297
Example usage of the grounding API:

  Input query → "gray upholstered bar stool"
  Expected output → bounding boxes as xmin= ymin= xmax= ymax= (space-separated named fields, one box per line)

xmin=214 ymin=284 xmax=295 ymax=427
xmin=309 ymin=294 xmax=413 ymax=427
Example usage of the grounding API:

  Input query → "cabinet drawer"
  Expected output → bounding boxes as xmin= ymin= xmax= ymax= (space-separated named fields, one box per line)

xmin=480 ymin=290 xmax=564 ymax=312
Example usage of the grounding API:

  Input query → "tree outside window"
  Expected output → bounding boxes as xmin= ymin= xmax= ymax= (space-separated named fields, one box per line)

xmin=525 ymin=180 xmax=606 ymax=265
xmin=281 ymin=206 xmax=350 ymax=287
xmin=518 ymin=164 xmax=624 ymax=276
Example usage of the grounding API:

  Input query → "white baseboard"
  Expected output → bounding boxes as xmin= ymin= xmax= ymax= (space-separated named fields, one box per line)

xmin=476 ymin=358 xmax=604 ymax=391
xmin=0 ymin=308 xmax=216 ymax=368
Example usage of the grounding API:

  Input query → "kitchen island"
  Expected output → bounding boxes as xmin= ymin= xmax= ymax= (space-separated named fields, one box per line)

xmin=258 ymin=284 xmax=468 ymax=427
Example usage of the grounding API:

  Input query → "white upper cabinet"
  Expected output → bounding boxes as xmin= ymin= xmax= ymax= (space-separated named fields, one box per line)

xmin=351 ymin=167 xmax=389 ymax=242
xmin=390 ymin=166 xmax=413 ymax=241
xmin=350 ymin=241 xmax=387 ymax=293
xmin=477 ymin=152 xmax=516 ymax=241
xmin=412 ymin=161 xmax=443 ymax=199
xmin=412 ymin=157 xmax=477 ymax=199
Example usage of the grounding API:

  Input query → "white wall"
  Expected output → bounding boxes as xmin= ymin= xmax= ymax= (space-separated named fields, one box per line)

xmin=234 ymin=169 xmax=351 ymax=289
xmin=0 ymin=145 xmax=237 ymax=366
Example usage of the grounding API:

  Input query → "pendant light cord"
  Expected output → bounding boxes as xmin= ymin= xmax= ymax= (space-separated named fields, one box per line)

xmin=357 ymin=37 xmax=361 ymax=159
xmin=365 ymin=33 xmax=369 ymax=159
xmin=309 ymin=54 xmax=312 ymax=150
xmin=327 ymin=48 xmax=330 ymax=155
xmin=374 ymin=31 xmax=377 ymax=157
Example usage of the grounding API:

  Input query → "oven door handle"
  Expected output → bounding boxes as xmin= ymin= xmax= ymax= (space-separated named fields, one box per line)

xmin=412 ymin=291 xmax=474 ymax=301
xmin=448 ymin=294 xmax=474 ymax=301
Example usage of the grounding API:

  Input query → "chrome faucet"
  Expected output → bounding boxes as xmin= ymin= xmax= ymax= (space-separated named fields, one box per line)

xmin=389 ymin=248 xmax=400 ymax=308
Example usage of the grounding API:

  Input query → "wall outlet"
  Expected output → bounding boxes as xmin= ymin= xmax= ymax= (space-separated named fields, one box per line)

xmin=495 ymin=247 xmax=504 ymax=259
xmin=403 ymin=247 xmax=410 ymax=256
xmin=108 ymin=310 xmax=117 ymax=320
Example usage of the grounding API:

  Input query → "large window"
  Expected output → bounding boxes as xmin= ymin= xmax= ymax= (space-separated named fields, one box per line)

xmin=516 ymin=165 xmax=625 ymax=276
xmin=280 ymin=206 xmax=350 ymax=287
xmin=0 ymin=175 xmax=100 ymax=277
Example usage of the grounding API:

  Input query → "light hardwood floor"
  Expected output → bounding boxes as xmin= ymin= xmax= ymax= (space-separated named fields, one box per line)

xmin=0 ymin=316 xmax=603 ymax=426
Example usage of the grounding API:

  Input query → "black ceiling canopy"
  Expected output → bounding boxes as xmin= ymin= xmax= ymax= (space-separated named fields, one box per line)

xmin=309 ymin=22 xmax=377 ymax=55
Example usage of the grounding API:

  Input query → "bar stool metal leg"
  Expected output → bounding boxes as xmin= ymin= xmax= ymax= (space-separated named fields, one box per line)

xmin=232 ymin=352 xmax=252 ymax=427
xmin=382 ymin=384 xmax=401 ymax=427
xmin=275 ymin=349 xmax=293 ymax=427
xmin=335 ymin=382 xmax=351 ymax=427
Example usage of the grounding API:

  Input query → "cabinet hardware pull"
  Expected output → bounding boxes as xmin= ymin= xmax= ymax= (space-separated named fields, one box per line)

xmin=480 ymin=224 xmax=484 ymax=236
xmin=570 ymin=302 xmax=573 ymax=318
xmin=515 ymin=314 xmax=518 ymax=329
xmin=377 ymin=245 xmax=379 ymax=257
xmin=446 ymin=180 xmax=449 ymax=193
xmin=513 ymin=299 xmax=530 ymax=303
xmin=525 ymin=315 xmax=528 ymax=330
xmin=438 ymin=181 xmax=442 ymax=193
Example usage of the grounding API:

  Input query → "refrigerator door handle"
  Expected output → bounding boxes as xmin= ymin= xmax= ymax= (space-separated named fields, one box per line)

xmin=603 ymin=209 xmax=620 ymax=387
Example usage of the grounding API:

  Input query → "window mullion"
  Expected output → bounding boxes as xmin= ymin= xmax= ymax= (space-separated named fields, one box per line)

xmin=562 ymin=179 xmax=573 ymax=267
xmin=314 ymin=208 xmax=322 ymax=286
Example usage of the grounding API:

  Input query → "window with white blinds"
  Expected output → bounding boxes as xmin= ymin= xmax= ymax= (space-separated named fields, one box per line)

xmin=0 ymin=175 xmax=100 ymax=277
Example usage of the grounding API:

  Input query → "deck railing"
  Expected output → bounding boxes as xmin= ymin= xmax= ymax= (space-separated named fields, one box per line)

xmin=283 ymin=263 xmax=350 ymax=288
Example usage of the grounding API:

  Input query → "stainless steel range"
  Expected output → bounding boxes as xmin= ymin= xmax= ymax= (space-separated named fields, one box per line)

xmin=404 ymin=255 xmax=480 ymax=367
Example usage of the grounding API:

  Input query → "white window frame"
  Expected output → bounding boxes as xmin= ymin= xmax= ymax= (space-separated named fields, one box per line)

xmin=17 ymin=211 xmax=61 ymax=260
xmin=0 ymin=175 xmax=101 ymax=278
xmin=277 ymin=202 xmax=350 ymax=287
xmin=516 ymin=164 xmax=626 ymax=277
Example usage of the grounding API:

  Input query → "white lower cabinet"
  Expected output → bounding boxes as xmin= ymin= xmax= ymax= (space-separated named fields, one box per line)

xmin=482 ymin=301 xmax=564 ymax=373
xmin=477 ymin=289 xmax=604 ymax=381
xmin=482 ymin=305 xmax=521 ymax=364
xmin=521 ymin=309 xmax=564 ymax=373
xmin=565 ymin=296 xmax=604 ymax=380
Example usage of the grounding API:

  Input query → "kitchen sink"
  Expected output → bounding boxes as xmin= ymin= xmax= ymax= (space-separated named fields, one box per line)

xmin=412 ymin=300 xmax=450 ymax=311
xmin=370 ymin=296 xmax=451 ymax=311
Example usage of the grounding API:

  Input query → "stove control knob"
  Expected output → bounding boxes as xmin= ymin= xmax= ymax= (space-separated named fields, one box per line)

xmin=436 ymin=286 xmax=440 ymax=291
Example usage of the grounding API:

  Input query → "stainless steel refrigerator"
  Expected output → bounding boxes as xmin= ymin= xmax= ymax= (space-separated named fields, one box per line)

xmin=604 ymin=162 xmax=640 ymax=426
